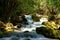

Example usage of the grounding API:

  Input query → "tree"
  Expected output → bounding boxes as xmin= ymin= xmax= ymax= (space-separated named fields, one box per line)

xmin=0 ymin=0 xmax=18 ymax=22
xmin=0 ymin=0 xmax=35 ymax=22
xmin=46 ymin=0 xmax=60 ymax=21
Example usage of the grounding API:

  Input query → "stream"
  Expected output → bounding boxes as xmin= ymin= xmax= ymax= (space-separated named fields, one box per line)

xmin=0 ymin=31 xmax=58 ymax=40
xmin=0 ymin=15 xmax=58 ymax=40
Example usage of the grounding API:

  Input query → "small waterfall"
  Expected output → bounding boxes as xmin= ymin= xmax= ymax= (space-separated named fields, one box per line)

xmin=40 ymin=18 xmax=48 ymax=23
xmin=0 ymin=15 xmax=56 ymax=40
xmin=25 ymin=15 xmax=33 ymax=28
xmin=20 ymin=15 xmax=47 ymax=32
xmin=0 ymin=15 xmax=55 ymax=40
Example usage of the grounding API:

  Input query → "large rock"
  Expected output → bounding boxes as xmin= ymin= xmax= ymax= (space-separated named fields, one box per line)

xmin=32 ymin=14 xmax=40 ymax=22
xmin=42 ymin=21 xmax=58 ymax=29
xmin=36 ymin=27 xmax=60 ymax=39
xmin=5 ymin=22 xmax=14 ymax=32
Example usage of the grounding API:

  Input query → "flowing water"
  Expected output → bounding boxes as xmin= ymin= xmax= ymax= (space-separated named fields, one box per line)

xmin=0 ymin=15 xmax=58 ymax=40
xmin=0 ymin=31 xmax=58 ymax=40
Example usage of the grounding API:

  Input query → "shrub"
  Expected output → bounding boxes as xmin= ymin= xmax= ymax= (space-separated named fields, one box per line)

xmin=0 ymin=21 xmax=6 ymax=32
xmin=48 ymin=16 xmax=56 ymax=21
xmin=36 ymin=27 xmax=60 ymax=39
xmin=0 ymin=31 xmax=3 ymax=38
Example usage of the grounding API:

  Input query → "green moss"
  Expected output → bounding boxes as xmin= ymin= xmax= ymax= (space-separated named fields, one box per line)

xmin=36 ymin=27 xmax=60 ymax=39
xmin=32 ymin=14 xmax=40 ymax=22
xmin=42 ymin=21 xmax=58 ymax=29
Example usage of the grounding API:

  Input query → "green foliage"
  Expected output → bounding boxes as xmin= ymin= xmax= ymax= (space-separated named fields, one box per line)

xmin=0 ymin=22 xmax=5 ymax=32
xmin=0 ymin=0 xmax=18 ymax=22
xmin=48 ymin=16 xmax=56 ymax=21
xmin=46 ymin=0 xmax=60 ymax=15
xmin=36 ymin=27 xmax=60 ymax=39
xmin=0 ymin=31 xmax=3 ymax=38
xmin=0 ymin=17 xmax=10 ymax=23
xmin=12 ymin=0 xmax=35 ymax=15
xmin=0 ymin=0 xmax=18 ymax=17
xmin=46 ymin=0 xmax=60 ymax=8
xmin=0 ymin=0 xmax=36 ymax=22
xmin=0 ymin=0 xmax=60 ymax=23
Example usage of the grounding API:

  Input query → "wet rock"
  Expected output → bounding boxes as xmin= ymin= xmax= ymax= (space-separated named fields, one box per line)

xmin=32 ymin=14 xmax=40 ymax=22
xmin=24 ymin=31 xmax=29 ymax=33
xmin=36 ymin=27 xmax=60 ymax=39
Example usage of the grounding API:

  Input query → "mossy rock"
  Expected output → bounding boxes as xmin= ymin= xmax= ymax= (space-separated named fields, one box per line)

xmin=5 ymin=22 xmax=14 ymax=32
xmin=0 ymin=31 xmax=3 ymax=38
xmin=32 ymin=14 xmax=40 ymax=22
xmin=42 ymin=21 xmax=58 ymax=29
xmin=36 ymin=27 xmax=60 ymax=39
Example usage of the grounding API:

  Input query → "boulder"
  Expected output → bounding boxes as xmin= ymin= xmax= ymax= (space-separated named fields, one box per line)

xmin=42 ymin=21 xmax=58 ymax=29
xmin=32 ymin=14 xmax=40 ymax=22
xmin=5 ymin=22 xmax=14 ymax=32
xmin=36 ymin=27 xmax=60 ymax=39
